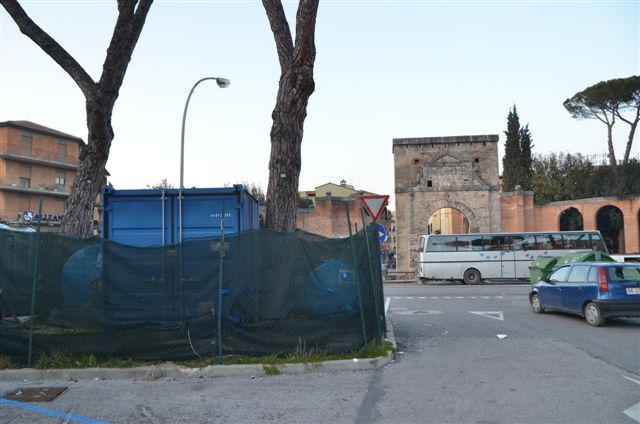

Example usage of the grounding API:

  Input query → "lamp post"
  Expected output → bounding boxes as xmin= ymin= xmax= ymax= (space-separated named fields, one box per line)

xmin=180 ymin=76 xmax=230 ymax=189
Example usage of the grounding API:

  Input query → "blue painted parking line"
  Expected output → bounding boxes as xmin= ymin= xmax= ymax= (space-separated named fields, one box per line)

xmin=0 ymin=398 xmax=109 ymax=424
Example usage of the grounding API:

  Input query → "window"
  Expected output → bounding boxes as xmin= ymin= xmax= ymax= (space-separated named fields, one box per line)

xmin=567 ymin=265 xmax=589 ymax=283
xmin=426 ymin=236 xmax=457 ymax=252
xmin=19 ymin=164 xmax=31 ymax=189
xmin=512 ymin=234 xmax=536 ymax=250
xmin=55 ymin=171 xmax=66 ymax=191
xmin=484 ymin=235 xmax=510 ymax=251
xmin=427 ymin=180 xmax=433 ymax=187
xmin=456 ymin=235 xmax=483 ymax=251
xmin=548 ymin=266 xmax=570 ymax=283
xmin=325 ymin=192 xmax=331 ymax=196
xmin=21 ymin=133 xmax=33 ymax=156
xmin=587 ymin=267 xmax=598 ymax=283
xmin=56 ymin=140 xmax=67 ymax=162
xmin=419 ymin=237 xmax=426 ymax=253
xmin=590 ymin=234 xmax=606 ymax=252
xmin=539 ymin=233 xmax=562 ymax=250
xmin=563 ymin=233 xmax=590 ymax=249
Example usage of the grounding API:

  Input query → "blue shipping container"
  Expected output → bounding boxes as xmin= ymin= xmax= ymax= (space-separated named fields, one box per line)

xmin=102 ymin=185 xmax=259 ymax=247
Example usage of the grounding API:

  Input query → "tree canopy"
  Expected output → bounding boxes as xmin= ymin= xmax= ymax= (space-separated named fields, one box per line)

xmin=531 ymin=153 xmax=640 ymax=203
xmin=563 ymin=75 xmax=640 ymax=166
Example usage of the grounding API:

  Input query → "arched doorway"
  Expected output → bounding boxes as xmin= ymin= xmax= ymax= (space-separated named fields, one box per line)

xmin=559 ymin=207 xmax=583 ymax=231
xmin=596 ymin=205 xmax=624 ymax=253
xmin=427 ymin=208 xmax=469 ymax=234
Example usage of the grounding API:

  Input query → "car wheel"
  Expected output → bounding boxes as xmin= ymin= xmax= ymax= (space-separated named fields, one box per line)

xmin=530 ymin=294 xmax=544 ymax=313
xmin=584 ymin=302 xmax=605 ymax=327
xmin=463 ymin=268 xmax=481 ymax=285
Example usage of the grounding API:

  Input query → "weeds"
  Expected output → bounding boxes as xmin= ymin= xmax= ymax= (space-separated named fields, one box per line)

xmin=10 ymin=339 xmax=395 ymax=370
xmin=35 ymin=351 xmax=98 ymax=369
xmin=262 ymin=364 xmax=281 ymax=375
xmin=0 ymin=355 xmax=14 ymax=369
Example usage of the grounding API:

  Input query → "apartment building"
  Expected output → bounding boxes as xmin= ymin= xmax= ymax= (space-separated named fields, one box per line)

xmin=0 ymin=120 xmax=84 ymax=228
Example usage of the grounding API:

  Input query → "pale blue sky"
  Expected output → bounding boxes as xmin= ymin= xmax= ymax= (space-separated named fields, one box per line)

xmin=1 ymin=0 xmax=638 ymax=209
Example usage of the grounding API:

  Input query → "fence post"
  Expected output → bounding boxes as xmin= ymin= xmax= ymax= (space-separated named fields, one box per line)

xmin=217 ymin=202 xmax=225 ymax=360
xmin=360 ymin=208 xmax=381 ymax=343
xmin=27 ymin=196 xmax=43 ymax=367
xmin=346 ymin=205 xmax=369 ymax=356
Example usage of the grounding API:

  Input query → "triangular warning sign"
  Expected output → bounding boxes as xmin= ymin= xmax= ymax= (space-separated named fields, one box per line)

xmin=359 ymin=195 xmax=389 ymax=222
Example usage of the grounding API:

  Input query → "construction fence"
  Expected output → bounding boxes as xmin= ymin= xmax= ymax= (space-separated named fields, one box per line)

xmin=0 ymin=227 xmax=386 ymax=367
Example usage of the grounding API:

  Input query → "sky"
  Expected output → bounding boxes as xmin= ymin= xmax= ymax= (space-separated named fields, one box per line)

xmin=1 ymin=0 xmax=638 ymax=211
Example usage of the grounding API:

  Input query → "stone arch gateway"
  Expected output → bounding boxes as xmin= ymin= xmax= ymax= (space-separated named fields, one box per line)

xmin=393 ymin=135 xmax=501 ymax=278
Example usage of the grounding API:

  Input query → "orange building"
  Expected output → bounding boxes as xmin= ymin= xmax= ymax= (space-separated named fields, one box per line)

xmin=0 ymin=121 xmax=86 ymax=229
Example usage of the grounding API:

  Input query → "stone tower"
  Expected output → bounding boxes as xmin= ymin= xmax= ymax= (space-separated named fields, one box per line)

xmin=392 ymin=135 xmax=501 ymax=278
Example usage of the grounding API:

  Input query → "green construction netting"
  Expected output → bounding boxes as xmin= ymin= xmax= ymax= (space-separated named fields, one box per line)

xmin=0 ymin=228 xmax=386 ymax=366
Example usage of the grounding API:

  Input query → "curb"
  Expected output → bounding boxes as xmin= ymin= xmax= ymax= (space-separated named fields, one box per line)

xmin=0 ymin=320 xmax=397 ymax=382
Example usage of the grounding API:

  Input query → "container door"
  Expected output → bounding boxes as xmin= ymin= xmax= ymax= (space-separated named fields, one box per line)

xmin=105 ymin=194 xmax=172 ymax=247
xmin=174 ymin=195 xmax=239 ymax=241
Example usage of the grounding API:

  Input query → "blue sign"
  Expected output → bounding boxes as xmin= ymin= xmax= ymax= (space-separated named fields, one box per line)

xmin=377 ymin=223 xmax=387 ymax=243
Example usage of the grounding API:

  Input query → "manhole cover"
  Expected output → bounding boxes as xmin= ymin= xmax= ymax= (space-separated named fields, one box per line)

xmin=3 ymin=386 xmax=67 ymax=402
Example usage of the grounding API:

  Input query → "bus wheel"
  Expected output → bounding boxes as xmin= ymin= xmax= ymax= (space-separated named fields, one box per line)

xmin=463 ymin=268 xmax=481 ymax=285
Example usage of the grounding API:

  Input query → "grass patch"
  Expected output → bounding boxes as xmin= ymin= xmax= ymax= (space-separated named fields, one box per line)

xmin=18 ymin=339 xmax=395 ymax=370
xmin=262 ymin=364 xmax=281 ymax=375
xmin=36 ymin=351 xmax=99 ymax=369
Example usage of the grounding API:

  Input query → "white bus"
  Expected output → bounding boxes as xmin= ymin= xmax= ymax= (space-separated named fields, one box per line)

xmin=418 ymin=231 xmax=608 ymax=284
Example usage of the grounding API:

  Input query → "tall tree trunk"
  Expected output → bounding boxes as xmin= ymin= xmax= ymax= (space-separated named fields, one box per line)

xmin=263 ymin=0 xmax=319 ymax=232
xmin=606 ymin=122 xmax=617 ymax=167
xmin=265 ymin=67 xmax=315 ymax=231
xmin=61 ymin=102 xmax=113 ymax=236
xmin=620 ymin=107 xmax=639 ymax=165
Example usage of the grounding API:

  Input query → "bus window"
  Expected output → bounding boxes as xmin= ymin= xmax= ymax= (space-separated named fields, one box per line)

xmin=590 ymin=233 xmax=607 ymax=252
xmin=456 ymin=235 xmax=483 ymax=251
xmin=420 ymin=236 xmax=426 ymax=253
xmin=563 ymin=233 xmax=590 ymax=249
xmin=427 ymin=236 xmax=457 ymax=252
xmin=539 ymin=233 xmax=562 ymax=250
xmin=511 ymin=234 xmax=535 ymax=250
xmin=484 ymin=235 xmax=510 ymax=251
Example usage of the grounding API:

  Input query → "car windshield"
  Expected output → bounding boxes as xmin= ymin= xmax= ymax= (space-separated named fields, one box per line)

xmin=606 ymin=266 xmax=640 ymax=282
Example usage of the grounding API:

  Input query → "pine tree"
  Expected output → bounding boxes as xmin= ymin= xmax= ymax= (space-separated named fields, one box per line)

xmin=502 ymin=106 xmax=521 ymax=191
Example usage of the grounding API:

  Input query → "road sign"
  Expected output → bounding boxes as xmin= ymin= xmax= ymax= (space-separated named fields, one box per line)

xmin=377 ymin=223 xmax=387 ymax=243
xmin=359 ymin=195 xmax=389 ymax=222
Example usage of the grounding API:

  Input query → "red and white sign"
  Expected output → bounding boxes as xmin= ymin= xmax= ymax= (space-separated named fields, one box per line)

xmin=359 ymin=195 xmax=389 ymax=222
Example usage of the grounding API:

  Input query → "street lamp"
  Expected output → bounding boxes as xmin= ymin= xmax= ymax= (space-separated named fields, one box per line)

xmin=180 ymin=76 xmax=230 ymax=189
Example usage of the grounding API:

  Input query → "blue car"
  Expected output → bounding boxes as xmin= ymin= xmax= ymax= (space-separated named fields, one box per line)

xmin=530 ymin=262 xmax=640 ymax=326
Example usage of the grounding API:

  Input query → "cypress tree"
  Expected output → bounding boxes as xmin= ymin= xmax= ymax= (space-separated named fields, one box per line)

xmin=502 ymin=105 xmax=521 ymax=191
xmin=519 ymin=124 xmax=534 ymax=189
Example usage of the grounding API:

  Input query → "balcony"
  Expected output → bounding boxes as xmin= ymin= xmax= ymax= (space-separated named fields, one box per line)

xmin=0 ymin=184 xmax=69 ymax=198
xmin=0 ymin=152 xmax=78 ymax=170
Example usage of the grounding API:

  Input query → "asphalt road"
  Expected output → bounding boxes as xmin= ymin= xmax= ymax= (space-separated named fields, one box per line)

xmin=1 ymin=283 xmax=639 ymax=424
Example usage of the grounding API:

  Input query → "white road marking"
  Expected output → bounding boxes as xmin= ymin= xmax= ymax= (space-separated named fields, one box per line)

xmin=431 ymin=296 xmax=439 ymax=299
xmin=385 ymin=297 xmax=391 ymax=314
xmin=622 ymin=376 xmax=640 ymax=423
xmin=623 ymin=375 xmax=640 ymax=386
xmin=469 ymin=311 xmax=505 ymax=321
xmin=624 ymin=403 xmax=640 ymax=423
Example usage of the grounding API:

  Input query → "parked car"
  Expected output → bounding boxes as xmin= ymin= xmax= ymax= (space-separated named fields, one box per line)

xmin=529 ymin=262 xmax=640 ymax=326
